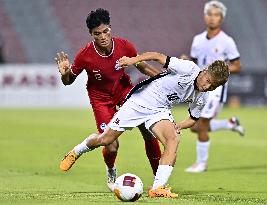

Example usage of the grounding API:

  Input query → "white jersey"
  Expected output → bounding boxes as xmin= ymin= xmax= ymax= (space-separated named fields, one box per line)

xmin=190 ymin=30 xmax=240 ymax=102
xmin=127 ymin=57 xmax=208 ymax=119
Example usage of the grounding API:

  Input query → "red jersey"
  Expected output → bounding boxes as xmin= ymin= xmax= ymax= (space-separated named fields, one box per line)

xmin=71 ymin=37 xmax=137 ymax=101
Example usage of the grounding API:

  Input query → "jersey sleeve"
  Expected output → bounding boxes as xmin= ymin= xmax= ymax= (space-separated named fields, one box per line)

xmin=188 ymin=103 xmax=202 ymax=120
xmin=188 ymin=93 xmax=207 ymax=120
xmin=225 ymin=37 xmax=240 ymax=61
xmin=70 ymin=50 xmax=84 ymax=76
xmin=165 ymin=57 xmax=197 ymax=75
xmin=124 ymin=40 xmax=138 ymax=57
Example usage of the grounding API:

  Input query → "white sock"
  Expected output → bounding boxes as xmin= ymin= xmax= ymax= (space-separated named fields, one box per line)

xmin=210 ymin=119 xmax=234 ymax=131
xmin=152 ymin=165 xmax=173 ymax=189
xmin=196 ymin=140 xmax=210 ymax=164
xmin=73 ymin=137 xmax=91 ymax=156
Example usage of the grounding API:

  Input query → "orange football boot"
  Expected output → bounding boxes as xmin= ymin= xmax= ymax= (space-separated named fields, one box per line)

xmin=60 ymin=150 xmax=79 ymax=171
xmin=148 ymin=185 xmax=178 ymax=198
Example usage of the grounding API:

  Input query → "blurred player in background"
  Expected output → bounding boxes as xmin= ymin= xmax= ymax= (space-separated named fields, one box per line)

xmin=60 ymin=52 xmax=230 ymax=198
xmin=55 ymin=8 xmax=161 ymax=190
xmin=181 ymin=0 xmax=245 ymax=173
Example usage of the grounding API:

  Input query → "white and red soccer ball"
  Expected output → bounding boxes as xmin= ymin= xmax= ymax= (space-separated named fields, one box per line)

xmin=114 ymin=173 xmax=143 ymax=202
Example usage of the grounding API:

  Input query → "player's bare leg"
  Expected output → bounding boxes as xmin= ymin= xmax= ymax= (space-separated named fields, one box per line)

xmin=60 ymin=128 xmax=123 ymax=172
xmin=210 ymin=117 xmax=245 ymax=136
xmin=185 ymin=118 xmax=210 ymax=173
xmin=138 ymin=123 xmax=161 ymax=176
xmin=148 ymin=120 xmax=179 ymax=198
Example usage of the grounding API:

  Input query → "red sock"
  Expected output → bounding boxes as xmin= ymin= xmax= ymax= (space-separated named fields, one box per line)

xmin=144 ymin=137 xmax=161 ymax=176
xmin=102 ymin=147 xmax=117 ymax=169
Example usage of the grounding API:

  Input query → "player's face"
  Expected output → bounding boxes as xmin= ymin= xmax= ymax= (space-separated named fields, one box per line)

xmin=204 ymin=7 xmax=223 ymax=30
xmin=196 ymin=70 xmax=216 ymax=92
xmin=90 ymin=24 xmax=112 ymax=48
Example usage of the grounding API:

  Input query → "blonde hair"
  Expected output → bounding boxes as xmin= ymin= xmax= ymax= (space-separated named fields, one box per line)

xmin=207 ymin=60 xmax=229 ymax=87
xmin=204 ymin=0 xmax=227 ymax=18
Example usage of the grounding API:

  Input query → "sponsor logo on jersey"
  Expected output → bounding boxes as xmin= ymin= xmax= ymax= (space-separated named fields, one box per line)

xmin=177 ymin=82 xmax=183 ymax=88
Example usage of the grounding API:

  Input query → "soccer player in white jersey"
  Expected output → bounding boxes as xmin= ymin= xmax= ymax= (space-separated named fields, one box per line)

xmin=182 ymin=0 xmax=244 ymax=173
xmin=60 ymin=51 xmax=229 ymax=198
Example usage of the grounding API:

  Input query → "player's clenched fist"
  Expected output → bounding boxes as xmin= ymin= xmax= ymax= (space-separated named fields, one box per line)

xmin=55 ymin=51 xmax=71 ymax=75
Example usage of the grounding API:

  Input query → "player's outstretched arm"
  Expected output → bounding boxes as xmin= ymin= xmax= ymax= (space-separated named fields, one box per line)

xmin=55 ymin=51 xmax=76 ymax=85
xmin=177 ymin=117 xmax=197 ymax=130
xmin=119 ymin=52 xmax=167 ymax=68
xmin=135 ymin=61 xmax=162 ymax=77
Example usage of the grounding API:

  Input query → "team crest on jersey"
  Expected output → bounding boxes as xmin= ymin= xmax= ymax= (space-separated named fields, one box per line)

xmin=115 ymin=60 xmax=122 ymax=70
xmin=100 ymin=123 xmax=107 ymax=131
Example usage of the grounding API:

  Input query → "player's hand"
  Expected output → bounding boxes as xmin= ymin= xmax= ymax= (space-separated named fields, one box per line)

xmin=179 ymin=54 xmax=190 ymax=60
xmin=118 ymin=56 xmax=136 ymax=68
xmin=174 ymin=122 xmax=182 ymax=135
xmin=55 ymin=52 xmax=71 ymax=75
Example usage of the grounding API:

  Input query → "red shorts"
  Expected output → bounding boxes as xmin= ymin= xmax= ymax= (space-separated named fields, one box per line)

xmin=89 ymin=86 xmax=132 ymax=133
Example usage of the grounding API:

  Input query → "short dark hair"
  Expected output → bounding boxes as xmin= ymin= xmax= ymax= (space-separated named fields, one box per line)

xmin=86 ymin=8 xmax=110 ymax=32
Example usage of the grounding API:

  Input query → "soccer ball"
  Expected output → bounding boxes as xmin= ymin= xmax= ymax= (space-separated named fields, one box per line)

xmin=114 ymin=173 xmax=143 ymax=202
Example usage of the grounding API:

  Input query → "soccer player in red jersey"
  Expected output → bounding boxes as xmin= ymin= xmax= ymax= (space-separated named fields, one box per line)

xmin=55 ymin=8 xmax=161 ymax=191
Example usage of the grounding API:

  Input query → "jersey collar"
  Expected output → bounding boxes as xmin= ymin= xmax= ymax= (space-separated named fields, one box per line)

xmin=93 ymin=38 xmax=114 ymax=57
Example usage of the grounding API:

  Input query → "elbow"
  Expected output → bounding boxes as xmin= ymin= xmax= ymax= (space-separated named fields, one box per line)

xmin=234 ymin=65 xmax=241 ymax=73
xmin=154 ymin=52 xmax=164 ymax=62
xmin=229 ymin=62 xmax=242 ymax=74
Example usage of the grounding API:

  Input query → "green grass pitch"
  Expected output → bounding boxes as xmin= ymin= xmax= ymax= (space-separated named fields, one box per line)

xmin=0 ymin=106 xmax=266 ymax=205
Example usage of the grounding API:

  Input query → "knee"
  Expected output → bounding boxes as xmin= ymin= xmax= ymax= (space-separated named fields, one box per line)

xmin=101 ymin=139 xmax=111 ymax=147
xmin=192 ymin=121 xmax=209 ymax=134
xmin=101 ymin=137 xmax=113 ymax=146
xmin=197 ymin=125 xmax=209 ymax=135
xmin=165 ymin=134 xmax=180 ymax=147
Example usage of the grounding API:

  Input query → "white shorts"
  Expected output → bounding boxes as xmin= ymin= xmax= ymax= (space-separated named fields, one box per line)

xmin=108 ymin=100 xmax=174 ymax=132
xmin=200 ymin=95 xmax=224 ymax=119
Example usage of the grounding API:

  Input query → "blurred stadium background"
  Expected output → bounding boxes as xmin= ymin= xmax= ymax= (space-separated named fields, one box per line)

xmin=0 ymin=0 xmax=267 ymax=106
xmin=0 ymin=1 xmax=267 ymax=205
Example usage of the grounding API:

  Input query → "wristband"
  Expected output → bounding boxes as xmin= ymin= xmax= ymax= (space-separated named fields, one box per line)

xmin=135 ymin=61 xmax=141 ymax=67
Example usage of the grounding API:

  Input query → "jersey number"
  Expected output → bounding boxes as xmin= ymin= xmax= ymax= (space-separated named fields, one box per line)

xmin=167 ymin=93 xmax=179 ymax=101
xmin=93 ymin=70 xmax=102 ymax=80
